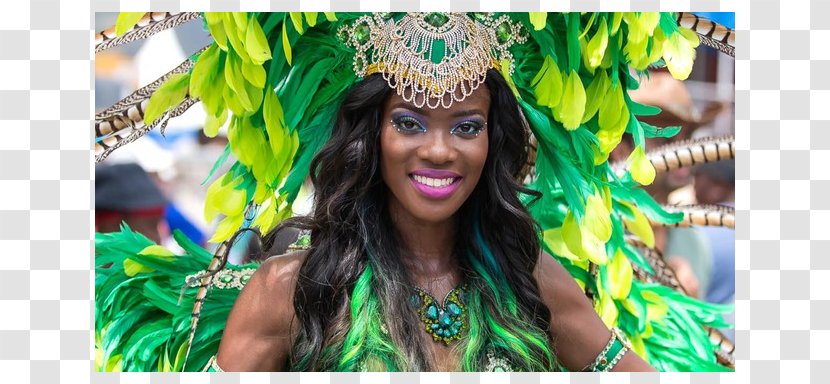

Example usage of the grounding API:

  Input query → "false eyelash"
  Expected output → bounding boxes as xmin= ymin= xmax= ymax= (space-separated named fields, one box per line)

xmin=391 ymin=115 xmax=426 ymax=133
xmin=451 ymin=120 xmax=486 ymax=136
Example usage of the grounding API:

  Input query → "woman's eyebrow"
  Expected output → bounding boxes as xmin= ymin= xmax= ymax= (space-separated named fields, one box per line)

xmin=450 ymin=109 xmax=486 ymax=118
xmin=391 ymin=102 xmax=427 ymax=115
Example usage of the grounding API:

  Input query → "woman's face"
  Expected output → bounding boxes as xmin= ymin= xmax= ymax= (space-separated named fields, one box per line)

xmin=380 ymin=86 xmax=491 ymax=224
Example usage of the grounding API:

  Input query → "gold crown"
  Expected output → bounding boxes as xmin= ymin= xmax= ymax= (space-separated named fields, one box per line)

xmin=339 ymin=13 xmax=527 ymax=109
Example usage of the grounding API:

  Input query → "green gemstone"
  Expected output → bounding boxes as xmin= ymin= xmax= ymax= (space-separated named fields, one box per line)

xmin=410 ymin=294 xmax=421 ymax=308
xmin=440 ymin=312 xmax=452 ymax=326
xmin=240 ymin=275 xmax=250 ymax=285
xmin=337 ymin=28 xmax=349 ymax=42
xmin=426 ymin=305 xmax=438 ymax=320
xmin=447 ymin=302 xmax=461 ymax=316
xmin=425 ymin=13 xmax=449 ymax=28
xmin=219 ymin=274 xmax=233 ymax=284
xmin=493 ymin=366 xmax=506 ymax=372
xmin=496 ymin=22 xmax=512 ymax=44
xmin=470 ymin=13 xmax=488 ymax=23
xmin=354 ymin=23 xmax=370 ymax=45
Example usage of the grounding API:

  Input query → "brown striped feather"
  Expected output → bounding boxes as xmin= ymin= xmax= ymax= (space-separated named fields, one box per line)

xmin=676 ymin=12 xmax=735 ymax=57
xmin=95 ymin=12 xmax=202 ymax=53
xmin=653 ymin=203 xmax=735 ymax=229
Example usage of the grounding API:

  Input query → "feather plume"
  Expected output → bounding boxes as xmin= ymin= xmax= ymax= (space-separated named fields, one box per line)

xmin=654 ymin=204 xmax=735 ymax=229
xmin=96 ymin=12 xmax=202 ymax=53
xmin=611 ymin=135 xmax=735 ymax=176
xmin=676 ymin=13 xmax=734 ymax=57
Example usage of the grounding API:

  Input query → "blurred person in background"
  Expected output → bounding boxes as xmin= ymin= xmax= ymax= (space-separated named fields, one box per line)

xmin=695 ymin=161 xmax=736 ymax=308
xmin=95 ymin=163 xmax=169 ymax=244
xmin=616 ymin=71 xmax=731 ymax=299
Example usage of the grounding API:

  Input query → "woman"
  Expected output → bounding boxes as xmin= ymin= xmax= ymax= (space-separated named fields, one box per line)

xmin=94 ymin=12 xmax=734 ymax=373
xmin=215 ymin=70 xmax=653 ymax=372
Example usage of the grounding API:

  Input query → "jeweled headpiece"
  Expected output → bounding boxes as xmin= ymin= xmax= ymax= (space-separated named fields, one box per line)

xmin=339 ymin=12 xmax=527 ymax=109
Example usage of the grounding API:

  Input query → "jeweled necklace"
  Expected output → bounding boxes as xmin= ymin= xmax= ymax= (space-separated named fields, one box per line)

xmin=411 ymin=283 xmax=468 ymax=345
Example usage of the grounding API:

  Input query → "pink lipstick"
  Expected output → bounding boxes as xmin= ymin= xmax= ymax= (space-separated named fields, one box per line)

xmin=409 ymin=169 xmax=462 ymax=199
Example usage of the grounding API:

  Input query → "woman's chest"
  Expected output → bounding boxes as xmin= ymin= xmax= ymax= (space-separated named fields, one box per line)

xmin=423 ymin=338 xmax=462 ymax=371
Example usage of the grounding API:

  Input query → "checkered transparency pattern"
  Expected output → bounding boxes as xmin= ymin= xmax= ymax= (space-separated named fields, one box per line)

xmin=0 ymin=0 xmax=94 ymax=382
xmin=5 ymin=0 xmax=817 ymax=383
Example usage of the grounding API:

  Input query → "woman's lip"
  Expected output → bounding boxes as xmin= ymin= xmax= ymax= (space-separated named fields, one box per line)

xmin=408 ymin=175 xmax=462 ymax=199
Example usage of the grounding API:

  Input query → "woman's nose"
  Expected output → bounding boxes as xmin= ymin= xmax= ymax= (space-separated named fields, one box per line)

xmin=417 ymin=130 xmax=457 ymax=164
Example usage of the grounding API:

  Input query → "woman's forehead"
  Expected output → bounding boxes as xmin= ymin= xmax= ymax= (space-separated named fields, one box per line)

xmin=385 ymin=83 xmax=491 ymax=114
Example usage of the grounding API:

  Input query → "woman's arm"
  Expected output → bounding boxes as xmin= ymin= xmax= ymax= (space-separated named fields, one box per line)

xmin=214 ymin=251 xmax=306 ymax=371
xmin=534 ymin=251 xmax=656 ymax=372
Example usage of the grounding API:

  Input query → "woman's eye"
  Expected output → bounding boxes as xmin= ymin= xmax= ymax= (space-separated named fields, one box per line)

xmin=392 ymin=117 xmax=425 ymax=133
xmin=452 ymin=122 xmax=484 ymax=137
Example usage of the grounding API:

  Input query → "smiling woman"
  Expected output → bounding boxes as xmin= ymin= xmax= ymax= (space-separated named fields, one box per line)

xmin=94 ymin=12 xmax=736 ymax=373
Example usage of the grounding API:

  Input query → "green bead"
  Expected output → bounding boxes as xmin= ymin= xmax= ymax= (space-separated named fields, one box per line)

xmin=493 ymin=366 xmax=506 ymax=372
xmin=354 ymin=23 xmax=370 ymax=45
xmin=240 ymin=275 xmax=250 ymax=285
xmin=425 ymin=13 xmax=449 ymax=28
xmin=219 ymin=274 xmax=233 ymax=284
xmin=496 ymin=22 xmax=512 ymax=44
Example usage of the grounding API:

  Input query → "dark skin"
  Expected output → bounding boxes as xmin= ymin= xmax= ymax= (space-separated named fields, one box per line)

xmin=216 ymin=86 xmax=656 ymax=372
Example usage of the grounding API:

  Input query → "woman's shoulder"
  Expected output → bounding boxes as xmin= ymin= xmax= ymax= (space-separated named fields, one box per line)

xmin=534 ymin=250 xmax=571 ymax=288
xmin=227 ymin=249 xmax=308 ymax=331
xmin=217 ymin=249 xmax=308 ymax=371
xmin=250 ymin=249 xmax=308 ymax=304
xmin=533 ymin=250 xmax=594 ymax=321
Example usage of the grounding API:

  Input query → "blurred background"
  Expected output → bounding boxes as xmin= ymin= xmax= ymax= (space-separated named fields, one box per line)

xmin=94 ymin=12 xmax=736 ymax=340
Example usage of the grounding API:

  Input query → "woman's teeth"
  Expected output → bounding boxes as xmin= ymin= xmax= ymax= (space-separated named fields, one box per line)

xmin=413 ymin=175 xmax=455 ymax=188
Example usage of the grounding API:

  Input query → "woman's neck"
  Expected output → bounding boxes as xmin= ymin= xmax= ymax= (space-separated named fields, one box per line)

xmin=388 ymin=205 xmax=460 ymax=287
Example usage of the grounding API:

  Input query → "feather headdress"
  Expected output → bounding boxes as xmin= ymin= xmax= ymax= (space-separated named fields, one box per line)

xmin=94 ymin=12 xmax=736 ymax=372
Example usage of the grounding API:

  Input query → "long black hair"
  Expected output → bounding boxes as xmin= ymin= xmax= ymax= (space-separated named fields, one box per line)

xmin=270 ymin=69 xmax=555 ymax=371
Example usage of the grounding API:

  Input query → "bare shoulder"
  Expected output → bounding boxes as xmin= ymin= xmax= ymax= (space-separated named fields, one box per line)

xmin=534 ymin=250 xmax=583 ymax=306
xmin=256 ymin=250 xmax=308 ymax=299
xmin=216 ymin=250 xmax=307 ymax=371
xmin=238 ymin=249 xmax=308 ymax=332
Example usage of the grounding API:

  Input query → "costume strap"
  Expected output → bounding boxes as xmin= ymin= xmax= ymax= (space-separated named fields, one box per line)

xmin=585 ymin=328 xmax=631 ymax=372
xmin=203 ymin=355 xmax=225 ymax=372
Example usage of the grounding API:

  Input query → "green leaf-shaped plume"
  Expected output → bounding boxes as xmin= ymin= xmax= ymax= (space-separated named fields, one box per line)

xmin=115 ymin=12 xmax=145 ymax=36
xmin=143 ymin=73 xmax=190 ymax=126
xmin=245 ymin=18 xmax=272 ymax=65
xmin=553 ymin=70 xmax=586 ymax=130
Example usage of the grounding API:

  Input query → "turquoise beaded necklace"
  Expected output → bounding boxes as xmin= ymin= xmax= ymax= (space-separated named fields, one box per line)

xmin=411 ymin=283 xmax=468 ymax=345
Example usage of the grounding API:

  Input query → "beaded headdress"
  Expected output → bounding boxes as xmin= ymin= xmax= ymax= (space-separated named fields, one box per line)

xmin=339 ymin=12 xmax=526 ymax=109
